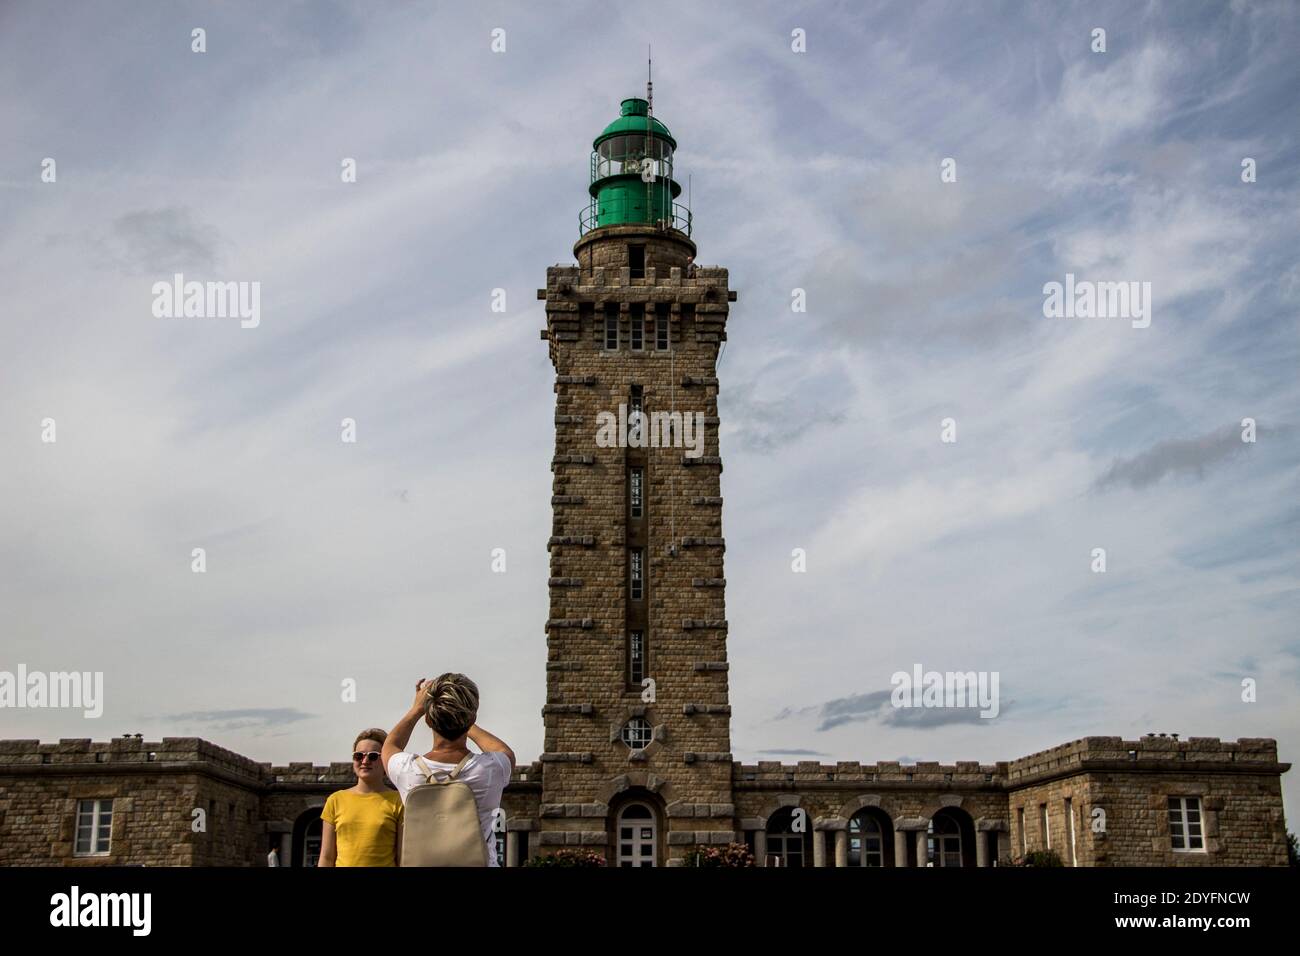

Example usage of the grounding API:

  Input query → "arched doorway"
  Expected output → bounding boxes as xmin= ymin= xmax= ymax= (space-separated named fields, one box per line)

xmin=765 ymin=807 xmax=812 ymax=867
xmin=926 ymin=808 xmax=977 ymax=867
xmin=615 ymin=801 xmax=658 ymax=867
xmin=291 ymin=807 xmax=323 ymax=868
xmin=848 ymin=808 xmax=895 ymax=867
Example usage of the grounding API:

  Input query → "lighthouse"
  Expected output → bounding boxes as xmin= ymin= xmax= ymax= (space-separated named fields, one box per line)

xmin=537 ymin=89 xmax=738 ymax=866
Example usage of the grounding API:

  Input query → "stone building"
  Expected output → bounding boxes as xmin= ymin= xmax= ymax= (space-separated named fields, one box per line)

xmin=0 ymin=94 xmax=1289 ymax=868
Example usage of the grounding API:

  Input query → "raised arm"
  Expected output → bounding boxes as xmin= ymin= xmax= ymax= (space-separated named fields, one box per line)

xmin=467 ymin=724 xmax=516 ymax=772
xmin=383 ymin=678 xmax=431 ymax=775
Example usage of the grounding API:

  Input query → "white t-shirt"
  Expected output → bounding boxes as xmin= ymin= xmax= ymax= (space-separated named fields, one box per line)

xmin=385 ymin=751 xmax=511 ymax=867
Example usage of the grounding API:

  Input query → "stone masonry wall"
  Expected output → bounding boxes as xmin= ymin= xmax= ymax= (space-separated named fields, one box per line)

xmin=733 ymin=758 xmax=1010 ymax=866
xmin=1 ymin=737 xmax=543 ymax=866
xmin=1006 ymin=775 xmax=1095 ymax=865
xmin=1007 ymin=736 xmax=1289 ymax=866
xmin=539 ymin=224 xmax=736 ymax=864
xmin=0 ymin=737 xmax=264 ymax=866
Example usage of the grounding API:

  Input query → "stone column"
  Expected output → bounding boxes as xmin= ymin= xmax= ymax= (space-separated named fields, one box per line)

xmin=915 ymin=830 xmax=929 ymax=867
xmin=754 ymin=830 xmax=767 ymax=867
xmin=894 ymin=830 xmax=910 ymax=867
xmin=278 ymin=832 xmax=291 ymax=867
xmin=834 ymin=828 xmax=848 ymax=868
xmin=506 ymin=831 xmax=519 ymax=868
xmin=975 ymin=828 xmax=989 ymax=868
xmin=812 ymin=828 xmax=826 ymax=867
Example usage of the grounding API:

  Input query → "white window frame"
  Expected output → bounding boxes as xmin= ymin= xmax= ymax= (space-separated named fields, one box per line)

xmin=1169 ymin=796 xmax=1206 ymax=852
xmin=74 ymin=798 xmax=113 ymax=856
xmin=629 ymin=467 xmax=643 ymax=519
xmin=621 ymin=717 xmax=652 ymax=751
xmin=629 ymin=548 xmax=644 ymax=600
xmin=849 ymin=813 xmax=884 ymax=867
xmin=617 ymin=802 xmax=657 ymax=867
xmin=1065 ymin=797 xmax=1077 ymax=865
xmin=1040 ymin=803 xmax=1050 ymax=850
xmin=928 ymin=815 xmax=962 ymax=867
xmin=628 ymin=629 xmax=644 ymax=684
xmin=630 ymin=305 xmax=644 ymax=351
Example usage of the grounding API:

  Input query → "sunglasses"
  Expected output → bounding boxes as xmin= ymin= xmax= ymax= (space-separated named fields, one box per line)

xmin=352 ymin=751 xmax=382 ymax=764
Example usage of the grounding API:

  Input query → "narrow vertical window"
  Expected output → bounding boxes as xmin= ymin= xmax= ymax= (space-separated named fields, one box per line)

xmin=628 ymin=244 xmax=645 ymax=279
xmin=629 ymin=630 xmax=644 ymax=684
xmin=630 ymin=467 xmax=643 ymax=519
xmin=655 ymin=303 xmax=670 ymax=350
xmin=1065 ymin=798 xmax=1076 ymax=865
xmin=629 ymin=548 xmax=644 ymax=600
xmin=1039 ymin=804 xmax=1050 ymax=850
xmin=630 ymin=303 xmax=644 ymax=350
xmin=604 ymin=305 xmax=619 ymax=350
xmin=1017 ymin=807 xmax=1026 ymax=855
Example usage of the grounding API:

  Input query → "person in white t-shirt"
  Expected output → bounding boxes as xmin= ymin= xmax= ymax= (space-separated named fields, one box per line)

xmin=381 ymin=673 xmax=516 ymax=867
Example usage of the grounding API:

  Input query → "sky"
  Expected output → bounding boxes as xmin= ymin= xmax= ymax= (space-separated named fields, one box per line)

xmin=2 ymin=1 xmax=1298 ymax=820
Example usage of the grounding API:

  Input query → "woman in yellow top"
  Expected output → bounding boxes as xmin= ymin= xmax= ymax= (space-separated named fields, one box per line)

xmin=319 ymin=728 xmax=404 ymax=866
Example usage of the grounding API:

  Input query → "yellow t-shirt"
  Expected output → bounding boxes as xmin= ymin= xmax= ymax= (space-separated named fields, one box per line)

xmin=321 ymin=789 xmax=404 ymax=867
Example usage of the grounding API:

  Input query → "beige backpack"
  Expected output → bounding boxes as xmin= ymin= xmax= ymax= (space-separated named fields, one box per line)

xmin=400 ymin=754 xmax=490 ymax=867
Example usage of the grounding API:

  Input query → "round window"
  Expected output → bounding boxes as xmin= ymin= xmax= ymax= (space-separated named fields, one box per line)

xmin=621 ymin=717 xmax=652 ymax=751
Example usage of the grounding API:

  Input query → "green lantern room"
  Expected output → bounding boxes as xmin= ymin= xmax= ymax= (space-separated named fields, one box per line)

xmin=582 ymin=96 xmax=690 ymax=236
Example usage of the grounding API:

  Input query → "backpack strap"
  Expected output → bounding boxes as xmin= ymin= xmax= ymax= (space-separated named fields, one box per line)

xmin=413 ymin=753 xmax=475 ymax=784
xmin=447 ymin=753 xmax=474 ymax=780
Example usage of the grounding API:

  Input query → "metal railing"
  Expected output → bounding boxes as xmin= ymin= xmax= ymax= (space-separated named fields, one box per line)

xmin=579 ymin=202 xmax=692 ymax=238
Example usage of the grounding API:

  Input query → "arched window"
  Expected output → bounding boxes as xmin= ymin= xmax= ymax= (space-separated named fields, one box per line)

xmin=848 ymin=810 xmax=894 ymax=867
xmin=928 ymin=814 xmax=962 ymax=867
xmin=617 ymin=803 xmax=657 ymax=867
xmin=291 ymin=808 xmax=323 ymax=868
xmin=765 ymin=807 xmax=810 ymax=867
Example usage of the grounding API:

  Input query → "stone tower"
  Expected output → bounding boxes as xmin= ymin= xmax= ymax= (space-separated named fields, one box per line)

xmin=537 ymin=94 xmax=738 ymax=866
